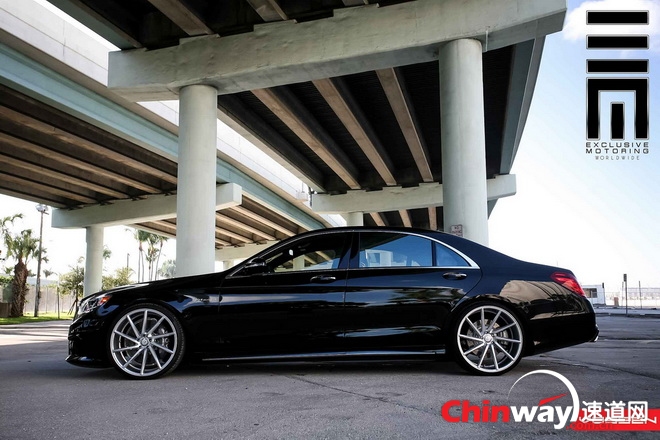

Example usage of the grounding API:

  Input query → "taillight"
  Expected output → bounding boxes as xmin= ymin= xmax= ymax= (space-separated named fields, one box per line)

xmin=551 ymin=272 xmax=585 ymax=296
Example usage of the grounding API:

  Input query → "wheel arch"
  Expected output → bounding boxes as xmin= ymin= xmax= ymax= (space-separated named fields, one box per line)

xmin=118 ymin=295 xmax=192 ymax=341
xmin=445 ymin=294 xmax=533 ymax=356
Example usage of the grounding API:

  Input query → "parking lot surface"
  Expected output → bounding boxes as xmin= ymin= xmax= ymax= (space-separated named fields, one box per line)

xmin=0 ymin=315 xmax=658 ymax=439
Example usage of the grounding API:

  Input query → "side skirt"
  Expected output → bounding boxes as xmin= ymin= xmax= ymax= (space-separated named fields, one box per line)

xmin=200 ymin=350 xmax=446 ymax=364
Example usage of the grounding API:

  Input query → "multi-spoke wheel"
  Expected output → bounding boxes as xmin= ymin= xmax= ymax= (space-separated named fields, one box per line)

xmin=451 ymin=303 xmax=524 ymax=375
xmin=108 ymin=304 xmax=185 ymax=379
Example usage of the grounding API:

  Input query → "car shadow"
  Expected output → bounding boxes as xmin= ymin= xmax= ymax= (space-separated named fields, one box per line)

xmin=174 ymin=358 xmax=468 ymax=378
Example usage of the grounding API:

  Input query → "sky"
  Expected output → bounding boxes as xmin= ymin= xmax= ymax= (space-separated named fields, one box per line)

xmin=0 ymin=0 xmax=659 ymax=294
xmin=489 ymin=0 xmax=660 ymax=292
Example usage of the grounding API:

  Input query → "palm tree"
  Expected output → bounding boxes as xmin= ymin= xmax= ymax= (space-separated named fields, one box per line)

xmin=131 ymin=229 xmax=151 ymax=282
xmin=103 ymin=246 xmax=112 ymax=261
xmin=146 ymin=234 xmax=168 ymax=281
xmin=5 ymin=229 xmax=41 ymax=317
xmin=130 ymin=230 xmax=168 ymax=281
xmin=0 ymin=214 xmax=23 ymax=263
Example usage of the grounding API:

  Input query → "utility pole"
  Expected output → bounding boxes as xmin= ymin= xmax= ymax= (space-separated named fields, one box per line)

xmin=624 ymin=273 xmax=628 ymax=316
xmin=34 ymin=204 xmax=49 ymax=317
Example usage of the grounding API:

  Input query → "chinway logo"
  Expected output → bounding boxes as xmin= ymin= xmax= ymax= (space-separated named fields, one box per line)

xmin=440 ymin=369 xmax=660 ymax=431
xmin=585 ymin=10 xmax=651 ymax=161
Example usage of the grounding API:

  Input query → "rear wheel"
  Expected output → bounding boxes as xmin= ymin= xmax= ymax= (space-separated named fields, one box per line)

xmin=108 ymin=304 xmax=185 ymax=379
xmin=451 ymin=303 xmax=524 ymax=375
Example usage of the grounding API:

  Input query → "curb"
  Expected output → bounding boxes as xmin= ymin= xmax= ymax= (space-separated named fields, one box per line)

xmin=595 ymin=312 xmax=660 ymax=319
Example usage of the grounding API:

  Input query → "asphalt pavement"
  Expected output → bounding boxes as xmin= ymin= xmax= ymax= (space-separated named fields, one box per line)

xmin=0 ymin=316 xmax=658 ymax=440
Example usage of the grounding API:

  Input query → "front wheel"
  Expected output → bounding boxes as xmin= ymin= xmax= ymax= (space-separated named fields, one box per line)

xmin=450 ymin=303 xmax=524 ymax=375
xmin=108 ymin=304 xmax=185 ymax=379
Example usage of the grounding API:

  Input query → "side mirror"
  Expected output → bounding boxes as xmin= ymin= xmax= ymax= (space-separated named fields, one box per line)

xmin=242 ymin=258 xmax=268 ymax=275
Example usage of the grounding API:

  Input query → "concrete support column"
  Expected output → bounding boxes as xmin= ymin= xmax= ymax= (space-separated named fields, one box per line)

xmin=220 ymin=259 xmax=241 ymax=270
xmin=177 ymin=85 xmax=218 ymax=277
xmin=439 ymin=39 xmax=489 ymax=245
xmin=343 ymin=212 xmax=364 ymax=227
xmin=83 ymin=226 xmax=104 ymax=297
xmin=293 ymin=256 xmax=305 ymax=271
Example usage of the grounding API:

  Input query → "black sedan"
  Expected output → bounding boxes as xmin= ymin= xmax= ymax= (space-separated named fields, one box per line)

xmin=67 ymin=227 xmax=598 ymax=379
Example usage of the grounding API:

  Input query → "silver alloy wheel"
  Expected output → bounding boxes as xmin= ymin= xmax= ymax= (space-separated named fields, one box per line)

xmin=110 ymin=307 xmax=179 ymax=378
xmin=456 ymin=305 xmax=523 ymax=374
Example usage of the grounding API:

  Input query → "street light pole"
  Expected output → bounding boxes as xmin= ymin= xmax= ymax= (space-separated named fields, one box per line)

xmin=34 ymin=204 xmax=49 ymax=317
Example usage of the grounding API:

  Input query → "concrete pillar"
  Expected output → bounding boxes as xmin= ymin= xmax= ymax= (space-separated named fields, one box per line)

xmin=439 ymin=39 xmax=489 ymax=245
xmin=343 ymin=212 xmax=364 ymax=226
xmin=176 ymin=84 xmax=218 ymax=277
xmin=221 ymin=259 xmax=240 ymax=270
xmin=83 ymin=226 xmax=104 ymax=297
xmin=293 ymin=256 xmax=305 ymax=271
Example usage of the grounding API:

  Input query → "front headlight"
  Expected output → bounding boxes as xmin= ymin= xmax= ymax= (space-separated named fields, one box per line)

xmin=76 ymin=293 xmax=112 ymax=318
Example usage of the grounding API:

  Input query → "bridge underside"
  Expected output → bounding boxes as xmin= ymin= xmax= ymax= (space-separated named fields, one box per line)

xmin=0 ymin=0 xmax=566 ymax=292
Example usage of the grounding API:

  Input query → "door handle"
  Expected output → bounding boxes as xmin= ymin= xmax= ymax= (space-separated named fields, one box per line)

xmin=443 ymin=272 xmax=467 ymax=280
xmin=310 ymin=275 xmax=337 ymax=283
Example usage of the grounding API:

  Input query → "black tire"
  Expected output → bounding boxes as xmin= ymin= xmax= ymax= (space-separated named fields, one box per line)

xmin=450 ymin=302 xmax=525 ymax=375
xmin=107 ymin=303 xmax=185 ymax=379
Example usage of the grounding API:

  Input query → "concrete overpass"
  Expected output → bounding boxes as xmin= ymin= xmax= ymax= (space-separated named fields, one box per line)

xmin=0 ymin=0 xmax=566 ymax=294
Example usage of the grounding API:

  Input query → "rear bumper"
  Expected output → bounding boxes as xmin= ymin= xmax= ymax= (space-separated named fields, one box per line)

xmin=527 ymin=312 xmax=599 ymax=355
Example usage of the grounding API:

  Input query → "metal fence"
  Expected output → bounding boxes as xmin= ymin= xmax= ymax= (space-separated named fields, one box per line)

xmin=605 ymin=287 xmax=660 ymax=308
xmin=2 ymin=283 xmax=77 ymax=316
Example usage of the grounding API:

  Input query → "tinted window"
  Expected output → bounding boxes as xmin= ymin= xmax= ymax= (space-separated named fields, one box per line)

xmin=359 ymin=232 xmax=433 ymax=268
xmin=265 ymin=234 xmax=348 ymax=273
xmin=434 ymin=242 xmax=469 ymax=267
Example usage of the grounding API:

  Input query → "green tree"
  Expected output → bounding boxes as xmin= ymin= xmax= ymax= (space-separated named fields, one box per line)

xmin=4 ymin=229 xmax=43 ymax=317
xmin=131 ymin=230 xmax=168 ymax=282
xmin=159 ymin=259 xmax=176 ymax=279
xmin=130 ymin=229 xmax=149 ymax=282
xmin=146 ymin=234 xmax=168 ymax=281
xmin=102 ymin=266 xmax=135 ymax=290
xmin=0 ymin=274 xmax=11 ymax=302
xmin=0 ymin=274 xmax=12 ymax=287
xmin=0 ymin=214 xmax=23 ymax=265
xmin=59 ymin=263 xmax=84 ymax=314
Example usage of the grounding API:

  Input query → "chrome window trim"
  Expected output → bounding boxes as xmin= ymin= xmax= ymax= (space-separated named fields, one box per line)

xmin=227 ymin=228 xmax=480 ymax=278
xmin=226 ymin=229 xmax=351 ymax=278
xmin=354 ymin=229 xmax=480 ymax=269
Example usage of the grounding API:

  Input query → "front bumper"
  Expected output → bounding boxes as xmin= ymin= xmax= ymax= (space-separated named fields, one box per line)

xmin=66 ymin=316 xmax=111 ymax=368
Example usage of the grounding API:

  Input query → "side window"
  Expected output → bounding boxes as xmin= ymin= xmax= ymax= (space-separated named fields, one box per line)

xmin=358 ymin=232 xmax=433 ymax=268
xmin=434 ymin=242 xmax=469 ymax=267
xmin=265 ymin=234 xmax=348 ymax=273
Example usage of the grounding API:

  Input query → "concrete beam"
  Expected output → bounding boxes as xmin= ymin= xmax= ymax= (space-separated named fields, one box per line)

xmin=146 ymin=0 xmax=213 ymax=36
xmin=215 ymin=241 xmax=279 ymax=262
xmin=312 ymin=175 xmax=516 ymax=214
xmin=52 ymin=183 xmax=242 ymax=228
xmin=312 ymin=78 xmax=396 ymax=186
xmin=376 ymin=68 xmax=433 ymax=182
xmin=252 ymin=87 xmax=361 ymax=189
xmin=246 ymin=0 xmax=288 ymax=22
xmin=0 ymin=42 xmax=324 ymax=232
xmin=108 ymin=0 xmax=566 ymax=100
xmin=500 ymin=38 xmax=545 ymax=174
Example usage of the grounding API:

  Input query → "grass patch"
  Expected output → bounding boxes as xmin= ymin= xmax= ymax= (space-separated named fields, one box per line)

xmin=0 ymin=312 xmax=74 ymax=325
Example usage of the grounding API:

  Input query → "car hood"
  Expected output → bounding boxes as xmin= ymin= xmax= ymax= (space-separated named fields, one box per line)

xmin=97 ymin=271 xmax=228 ymax=297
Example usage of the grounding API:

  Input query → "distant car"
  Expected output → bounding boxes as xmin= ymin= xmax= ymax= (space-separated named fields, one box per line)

xmin=67 ymin=227 xmax=598 ymax=379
